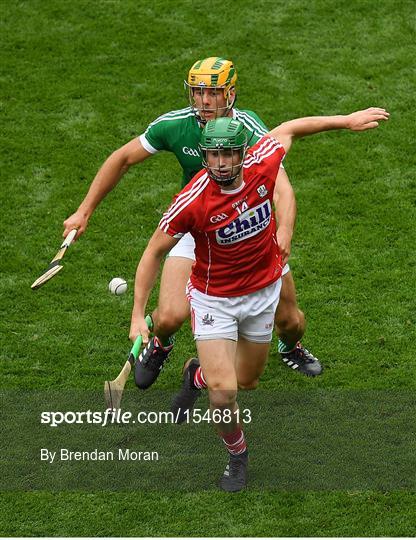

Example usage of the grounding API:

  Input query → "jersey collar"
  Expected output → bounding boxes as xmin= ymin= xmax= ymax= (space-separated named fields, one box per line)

xmin=220 ymin=181 xmax=246 ymax=195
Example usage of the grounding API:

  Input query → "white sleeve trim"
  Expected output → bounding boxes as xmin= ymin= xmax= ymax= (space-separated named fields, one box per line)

xmin=139 ymin=133 xmax=159 ymax=154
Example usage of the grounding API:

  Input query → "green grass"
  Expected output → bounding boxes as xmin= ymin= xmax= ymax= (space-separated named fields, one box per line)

xmin=1 ymin=491 xmax=415 ymax=537
xmin=1 ymin=0 xmax=416 ymax=536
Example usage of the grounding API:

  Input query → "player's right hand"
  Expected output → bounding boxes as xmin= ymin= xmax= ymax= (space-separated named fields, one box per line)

xmin=346 ymin=107 xmax=390 ymax=131
xmin=63 ymin=211 xmax=89 ymax=240
xmin=276 ymin=225 xmax=292 ymax=266
xmin=129 ymin=317 xmax=150 ymax=346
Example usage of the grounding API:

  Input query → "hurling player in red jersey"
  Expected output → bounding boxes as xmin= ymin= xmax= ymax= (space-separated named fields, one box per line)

xmin=130 ymin=107 xmax=389 ymax=491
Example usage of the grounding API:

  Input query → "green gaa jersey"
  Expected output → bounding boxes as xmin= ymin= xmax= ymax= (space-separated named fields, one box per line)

xmin=139 ymin=106 xmax=269 ymax=187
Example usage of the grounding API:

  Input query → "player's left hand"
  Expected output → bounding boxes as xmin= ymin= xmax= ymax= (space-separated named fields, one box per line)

xmin=346 ymin=107 xmax=390 ymax=131
xmin=276 ymin=226 xmax=292 ymax=266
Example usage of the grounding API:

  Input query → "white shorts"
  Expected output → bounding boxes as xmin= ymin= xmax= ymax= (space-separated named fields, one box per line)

xmin=169 ymin=233 xmax=291 ymax=276
xmin=167 ymin=233 xmax=196 ymax=260
xmin=186 ymin=279 xmax=282 ymax=343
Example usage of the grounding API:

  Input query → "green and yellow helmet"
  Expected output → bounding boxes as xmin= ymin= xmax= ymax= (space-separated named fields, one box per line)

xmin=199 ymin=117 xmax=247 ymax=186
xmin=185 ymin=57 xmax=237 ymax=121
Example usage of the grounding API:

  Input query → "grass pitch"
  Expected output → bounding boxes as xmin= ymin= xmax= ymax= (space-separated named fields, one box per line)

xmin=1 ymin=0 xmax=415 ymax=536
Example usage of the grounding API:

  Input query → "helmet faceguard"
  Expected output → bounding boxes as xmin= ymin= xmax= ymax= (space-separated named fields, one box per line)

xmin=185 ymin=57 xmax=237 ymax=123
xmin=200 ymin=118 xmax=247 ymax=187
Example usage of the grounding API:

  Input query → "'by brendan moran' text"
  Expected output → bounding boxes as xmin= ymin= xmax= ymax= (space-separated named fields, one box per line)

xmin=40 ymin=448 xmax=159 ymax=463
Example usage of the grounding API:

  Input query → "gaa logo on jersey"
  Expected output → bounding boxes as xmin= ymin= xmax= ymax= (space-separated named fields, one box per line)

xmin=216 ymin=200 xmax=272 ymax=245
xmin=182 ymin=146 xmax=200 ymax=157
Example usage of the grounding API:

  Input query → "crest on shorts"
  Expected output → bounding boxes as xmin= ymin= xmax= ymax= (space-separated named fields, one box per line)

xmin=202 ymin=314 xmax=215 ymax=326
xmin=257 ymin=184 xmax=268 ymax=197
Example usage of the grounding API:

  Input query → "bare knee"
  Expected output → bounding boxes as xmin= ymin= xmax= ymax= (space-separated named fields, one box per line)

xmin=153 ymin=305 xmax=188 ymax=336
xmin=276 ymin=272 xmax=306 ymax=335
xmin=238 ymin=378 xmax=259 ymax=390
xmin=275 ymin=307 xmax=304 ymax=334
xmin=209 ymin=383 xmax=237 ymax=409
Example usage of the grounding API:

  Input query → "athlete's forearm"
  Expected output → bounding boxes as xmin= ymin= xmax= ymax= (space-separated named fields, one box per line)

xmin=270 ymin=107 xmax=389 ymax=153
xmin=274 ymin=169 xmax=296 ymax=234
xmin=76 ymin=138 xmax=152 ymax=218
xmin=273 ymin=169 xmax=296 ymax=265
xmin=271 ymin=115 xmax=350 ymax=154
xmin=63 ymin=139 xmax=151 ymax=238
xmin=132 ymin=247 xmax=164 ymax=321
xmin=77 ymin=152 xmax=131 ymax=218
xmin=132 ymin=229 xmax=179 ymax=320
xmin=284 ymin=114 xmax=348 ymax=136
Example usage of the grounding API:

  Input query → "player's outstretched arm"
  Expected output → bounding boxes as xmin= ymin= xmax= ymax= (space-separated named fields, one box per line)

xmin=63 ymin=138 xmax=152 ymax=240
xmin=270 ymin=107 xmax=390 ymax=153
xmin=130 ymin=228 xmax=179 ymax=345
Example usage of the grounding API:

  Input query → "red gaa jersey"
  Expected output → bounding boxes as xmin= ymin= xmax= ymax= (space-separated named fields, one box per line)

xmin=159 ymin=136 xmax=286 ymax=297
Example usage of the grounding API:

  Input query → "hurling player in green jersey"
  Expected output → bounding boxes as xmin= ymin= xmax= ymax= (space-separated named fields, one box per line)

xmin=140 ymin=94 xmax=268 ymax=187
xmin=63 ymin=56 xmax=321 ymax=379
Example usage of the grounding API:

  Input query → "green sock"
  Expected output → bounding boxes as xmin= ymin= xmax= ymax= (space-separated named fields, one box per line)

xmin=278 ymin=339 xmax=296 ymax=354
xmin=160 ymin=335 xmax=174 ymax=348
